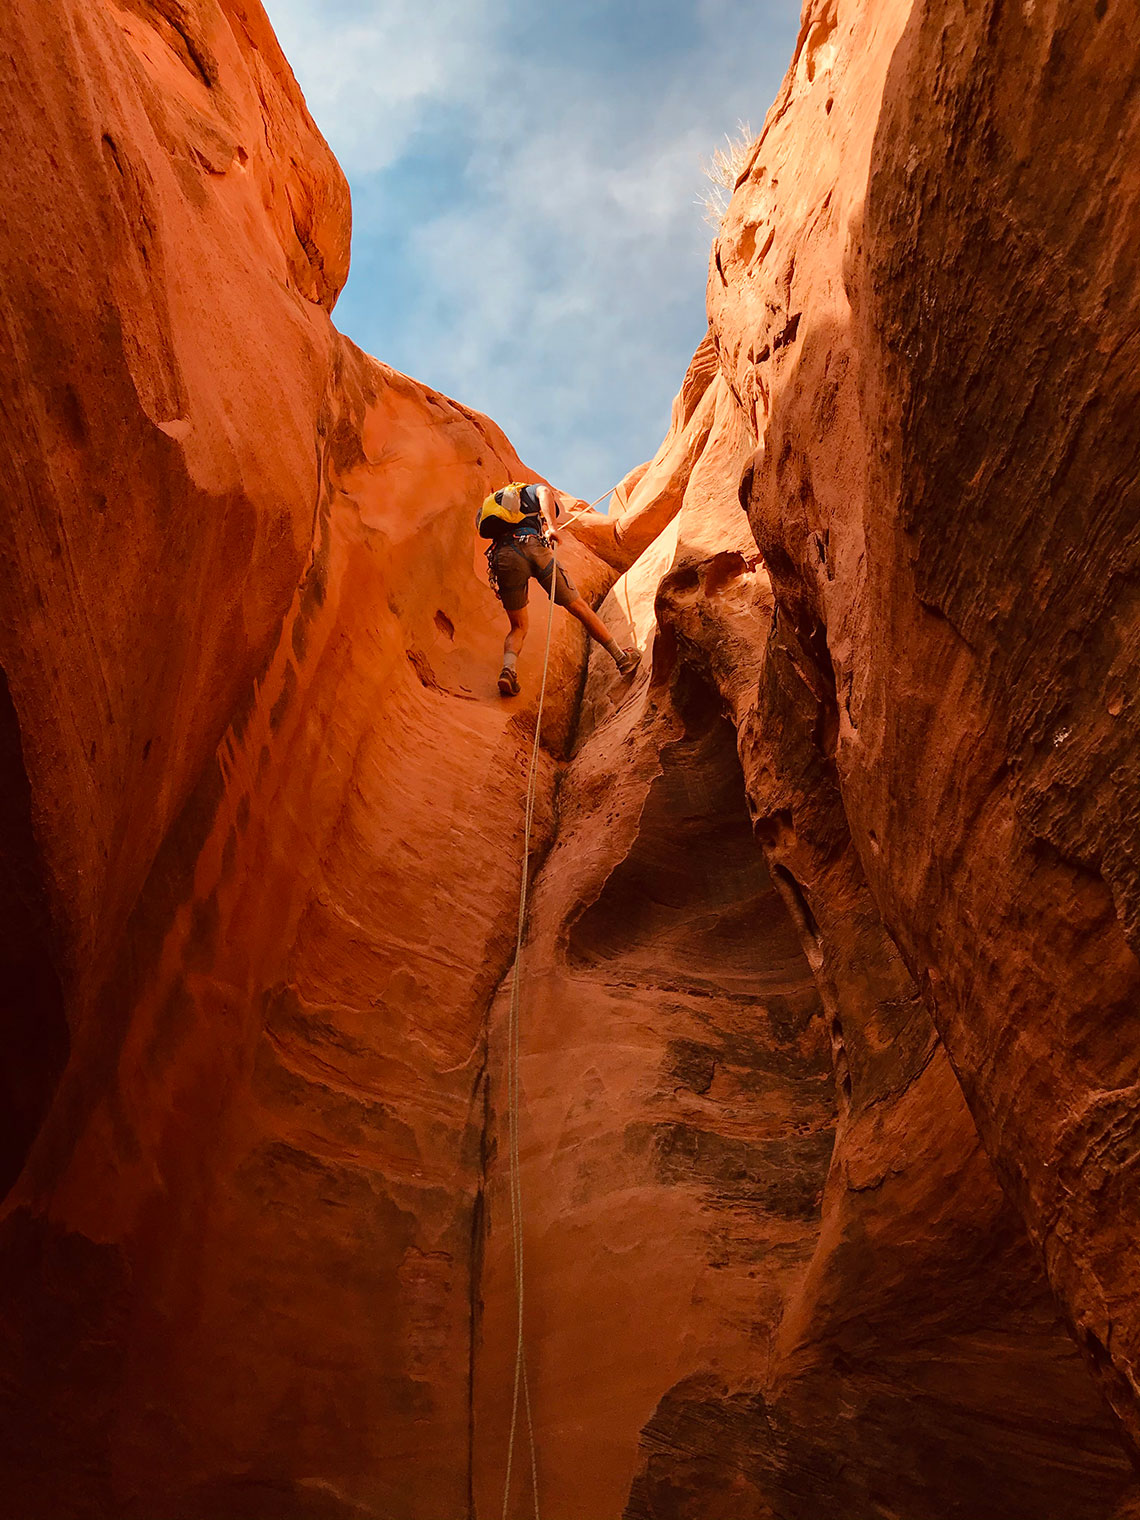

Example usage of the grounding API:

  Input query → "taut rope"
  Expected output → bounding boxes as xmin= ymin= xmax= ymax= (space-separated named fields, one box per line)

xmin=500 ymin=540 xmax=560 ymax=1520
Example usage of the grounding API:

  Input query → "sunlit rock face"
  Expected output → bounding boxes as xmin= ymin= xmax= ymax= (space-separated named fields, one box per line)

xmin=617 ymin=0 xmax=1140 ymax=1512
xmin=0 ymin=0 xmax=351 ymax=1216
xmin=0 ymin=3 xmax=594 ymax=1516
xmin=2 ymin=1 xmax=1140 ymax=1518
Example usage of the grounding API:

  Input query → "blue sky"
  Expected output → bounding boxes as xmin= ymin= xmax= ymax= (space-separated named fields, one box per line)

xmin=261 ymin=0 xmax=801 ymax=502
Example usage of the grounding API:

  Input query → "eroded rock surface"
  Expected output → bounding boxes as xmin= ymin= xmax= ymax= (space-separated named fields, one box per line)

xmin=2 ymin=1 xmax=1140 ymax=1518
xmin=0 ymin=4 xmax=604 ymax=1515
xmin=613 ymin=0 xmax=1140 ymax=1512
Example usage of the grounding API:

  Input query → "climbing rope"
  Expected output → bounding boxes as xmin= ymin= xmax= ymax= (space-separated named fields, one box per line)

xmin=553 ymin=478 xmax=626 ymax=534
xmin=587 ymin=479 xmax=624 ymax=510
xmin=501 ymin=539 xmax=560 ymax=1520
xmin=499 ymin=487 xmax=623 ymax=1517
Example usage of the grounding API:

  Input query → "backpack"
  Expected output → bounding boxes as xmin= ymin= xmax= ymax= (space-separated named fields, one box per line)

xmin=477 ymin=483 xmax=549 ymax=596
xmin=476 ymin=482 xmax=545 ymax=539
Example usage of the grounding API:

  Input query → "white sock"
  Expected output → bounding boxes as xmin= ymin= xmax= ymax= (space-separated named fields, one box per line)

xmin=502 ymin=650 xmax=518 ymax=671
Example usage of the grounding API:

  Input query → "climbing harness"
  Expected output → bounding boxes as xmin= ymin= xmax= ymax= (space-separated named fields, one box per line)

xmin=485 ymin=542 xmax=502 ymax=598
xmin=484 ymin=523 xmax=552 ymax=601
xmin=500 ymin=539 xmax=560 ymax=1520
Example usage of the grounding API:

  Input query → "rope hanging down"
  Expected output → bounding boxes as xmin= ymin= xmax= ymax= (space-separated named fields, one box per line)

xmin=500 ymin=487 xmax=620 ymax=1517
xmin=501 ymin=539 xmax=560 ymax=1520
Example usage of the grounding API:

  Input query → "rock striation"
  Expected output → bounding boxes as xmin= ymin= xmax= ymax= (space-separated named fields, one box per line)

xmin=1 ymin=1 xmax=1140 ymax=1518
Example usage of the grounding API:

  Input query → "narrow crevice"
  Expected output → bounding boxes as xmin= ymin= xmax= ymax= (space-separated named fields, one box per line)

xmin=771 ymin=862 xmax=821 ymax=947
xmin=0 ymin=667 xmax=69 ymax=1202
xmin=466 ymin=1038 xmax=490 ymax=1520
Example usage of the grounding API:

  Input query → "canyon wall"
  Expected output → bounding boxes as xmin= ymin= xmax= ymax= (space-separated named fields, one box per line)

xmin=718 ymin=0 xmax=1140 ymax=1481
xmin=2 ymin=1 xmax=1140 ymax=1518
xmin=606 ymin=0 xmax=1140 ymax=1512
xmin=0 ymin=3 xmax=592 ymax=1515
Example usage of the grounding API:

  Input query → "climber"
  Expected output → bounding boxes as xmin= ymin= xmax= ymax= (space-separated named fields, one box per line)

xmin=477 ymin=481 xmax=640 ymax=697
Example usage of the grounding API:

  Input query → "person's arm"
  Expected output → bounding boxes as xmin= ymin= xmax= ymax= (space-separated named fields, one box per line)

xmin=536 ymin=484 xmax=562 ymax=543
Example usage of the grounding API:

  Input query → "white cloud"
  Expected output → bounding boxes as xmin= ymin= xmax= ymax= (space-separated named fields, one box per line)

xmin=394 ymin=68 xmax=726 ymax=489
xmin=263 ymin=0 xmax=503 ymax=175
xmin=260 ymin=0 xmax=799 ymax=498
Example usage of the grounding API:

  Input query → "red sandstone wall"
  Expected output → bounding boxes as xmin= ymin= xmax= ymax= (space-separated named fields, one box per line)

xmin=0 ymin=4 xmax=614 ymax=1515
xmin=627 ymin=0 xmax=1140 ymax=1511
xmin=0 ymin=0 xmax=351 ymax=1201
xmin=509 ymin=337 xmax=1137 ymax=1516
xmin=715 ymin=0 xmax=1140 ymax=1474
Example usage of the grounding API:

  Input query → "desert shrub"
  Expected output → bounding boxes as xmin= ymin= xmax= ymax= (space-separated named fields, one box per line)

xmin=698 ymin=120 xmax=755 ymax=227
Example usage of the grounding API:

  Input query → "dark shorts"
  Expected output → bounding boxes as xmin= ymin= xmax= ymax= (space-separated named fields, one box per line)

xmin=493 ymin=535 xmax=579 ymax=613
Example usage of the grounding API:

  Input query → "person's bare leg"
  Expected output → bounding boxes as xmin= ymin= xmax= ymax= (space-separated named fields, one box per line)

xmin=498 ymin=606 xmax=527 ymax=695
xmin=565 ymin=597 xmax=640 ymax=675
xmin=565 ymin=596 xmax=612 ymax=646
xmin=503 ymin=606 xmax=528 ymax=659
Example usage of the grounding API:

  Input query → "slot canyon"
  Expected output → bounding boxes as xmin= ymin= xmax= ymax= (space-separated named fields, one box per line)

xmin=1 ymin=0 xmax=1139 ymax=1516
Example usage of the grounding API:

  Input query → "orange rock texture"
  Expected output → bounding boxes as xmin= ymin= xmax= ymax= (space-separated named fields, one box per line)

xmin=2 ymin=0 xmax=1140 ymax=1518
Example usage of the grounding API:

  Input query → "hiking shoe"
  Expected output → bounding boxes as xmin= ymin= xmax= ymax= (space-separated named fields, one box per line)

xmin=615 ymin=647 xmax=641 ymax=678
xmin=497 ymin=666 xmax=520 ymax=697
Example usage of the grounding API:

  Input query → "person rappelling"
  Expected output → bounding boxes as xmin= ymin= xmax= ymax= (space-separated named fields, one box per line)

xmin=477 ymin=480 xmax=640 ymax=696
